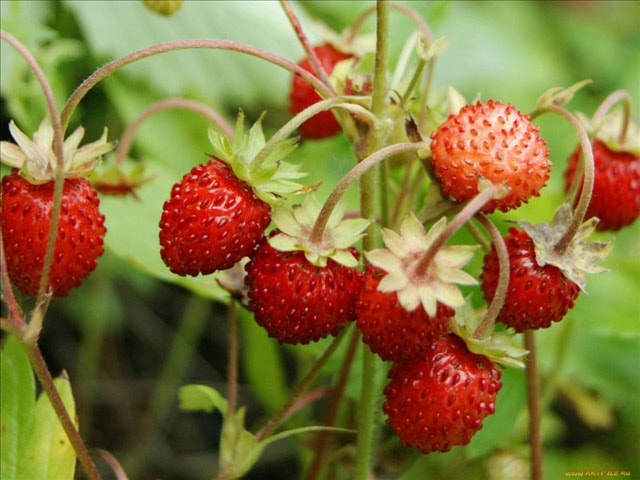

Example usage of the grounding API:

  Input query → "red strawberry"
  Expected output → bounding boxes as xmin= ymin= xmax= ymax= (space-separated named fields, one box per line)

xmin=430 ymin=100 xmax=550 ymax=213
xmin=383 ymin=335 xmax=502 ymax=454
xmin=1 ymin=172 xmax=106 ymax=297
xmin=245 ymin=237 xmax=362 ymax=345
xmin=159 ymin=158 xmax=271 ymax=276
xmin=356 ymin=265 xmax=454 ymax=362
xmin=565 ymin=139 xmax=640 ymax=231
xmin=289 ymin=44 xmax=352 ymax=140
xmin=481 ymin=228 xmax=581 ymax=332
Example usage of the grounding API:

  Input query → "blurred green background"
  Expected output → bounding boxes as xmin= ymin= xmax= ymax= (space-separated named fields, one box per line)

xmin=1 ymin=1 xmax=639 ymax=479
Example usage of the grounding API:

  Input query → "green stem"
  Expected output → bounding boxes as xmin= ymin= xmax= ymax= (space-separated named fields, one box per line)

xmin=116 ymin=98 xmax=234 ymax=166
xmin=26 ymin=343 xmax=101 ymax=480
xmin=60 ymin=39 xmax=335 ymax=133
xmin=525 ymin=331 xmax=543 ymax=480
xmin=255 ymin=328 xmax=348 ymax=442
xmin=227 ymin=301 xmax=239 ymax=416
xmin=540 ymin=317 xmax=574 ymax=409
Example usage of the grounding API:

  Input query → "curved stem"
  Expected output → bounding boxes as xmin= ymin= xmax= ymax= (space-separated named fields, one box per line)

xmin=60 ymin=39 xmax=334 ymax=133
xmin=347 ymin=3 xmax=434 ymax=46
xmin=473 ymin=215 xmax=509 ymax=339
xmin=541 ymin=106 xmax=594 ymax=254
xmin=255 ymin=328 xmax=348 ymax=442
xmin=0 ymin=30 xmax=66 ymax=312
xmin=306 ymin=329 xmax=361 ymax=480
xmin=0 ymin=231 xmax=25 ymax=328
xmin=279 ymin=0 xmax=336 ymax=95
xmin=413 ymin=185 xmax=498 ymax=278
xmin=26 ymin=344 xmax=101 ymax=480
xmin=591 ymin=89 xmax=633 ymax=144
xmin=466 ymin=218 xmax=491 ymax=252
xmin=309 ymin=142 xmax=427 ymax=245
xmin=525 ymin=331 xmax=543 ymax=480
xmin=252 ymin=96 xmax=376 ymax=171
xmin=115 ymin=99 xmax=234 ymax=166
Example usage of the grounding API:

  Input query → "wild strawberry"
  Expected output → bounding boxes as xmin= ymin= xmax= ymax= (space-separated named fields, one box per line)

xmin=481 ymin=228 xmax=582 ymax=332
xmin=289 ymin=44 xmax=352 ymax=140
xmin=245 ymin=237 xmax=362 ymax=344
xmin=159 ymin=113 xmax=306 ymax=276
xmin=159 ymin=158 xmax=271 ymax=276
xmin=0 ymin=120 xmax=114 ymax=297
xmin=356 ymin=265 xmax=454 ymax=362
xmin=383 ymin=335 xmax=502 ymax=454
xmin=430 ymin=100 xmax=550 ymax=213
xmin=565 ymin=139 xmax=640 ymax=231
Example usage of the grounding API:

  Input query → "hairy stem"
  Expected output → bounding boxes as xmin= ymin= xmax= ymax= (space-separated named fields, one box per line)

xmin=60 ymin=39 xmax=334 ymax=133
xmin=255 ymin=328 xmax=348 ymax=442
xmin=279 ymin=0 xmax=336 ymax=94
xmin=115 ymin=98 xmax=234 ymax=166
xmin=525 ymin=331 xmax=543 ymax=480
xmin=26 ymin=344 xmax=101 ymax=480
xmin=591 ymin=89 xmax=633 ymax=144
xmin=473 ymin=215 xmax=509 ymax=339
xmin=309 ymin=142 xmax=427 ymax=245
xmin=413 ymin=185 xmax=498 ymax=278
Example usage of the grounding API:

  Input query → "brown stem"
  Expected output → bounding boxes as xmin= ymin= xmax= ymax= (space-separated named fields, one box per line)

xmin=591 ymin=89 xmax=633 ymax=144
xmin=525 ymin=331 xmax=543 ymax=480
xmin=306 ymin=329 xmax=361 ymax=480
xmin=473 ymin=215 xmax=509 ymax=339
xmin=279 ymin=0 xmax=337 ymax=95
xmin=95 ymin=450 xmax=129 ymax=480
xmin=308 ymin=142 xmax=427 ymax=245
xmin=115 ymin=98 xmax=234 ymax=166
xmin=542 ymin=106 xmax=594 ymax=254
xmin=255 ymin=328 xmax=348 ymax=442
xmin=413 ymin=185 xmax=498 ymax=278
xmin=227 ymin=301 xmax=239 ymax=416
xmin=26 ymin=344 xmax=102 ymax=480
xmin=60 ymin=39 xmax=334 ymax=133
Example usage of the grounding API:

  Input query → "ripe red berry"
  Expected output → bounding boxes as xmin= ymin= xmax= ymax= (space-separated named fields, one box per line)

xmin=245 ymin=238 xmax=362 ymax=345
xmin=289 ymin=44 xmax=352 ymax=140
xmin=1 ymin=172 xmax=106 ymax=297
xmin=356 ymin=266 xmax=454 ymax=362
xmin=430 ymin=100 xmax=550 ymax=213
xmin=481 ymin=228 xmax=581 ymax=332
xmin=159 ymin=158 xmax=271 ymax=276
xmin=383 ymin=335 xmax=502 ymax=454
xmin=565 ymin=139 xmax=640 ymax=231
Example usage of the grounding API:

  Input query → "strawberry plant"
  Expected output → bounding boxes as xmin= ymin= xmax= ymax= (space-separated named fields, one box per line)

xmin=1 ymin=2 xmax=638 ymax=480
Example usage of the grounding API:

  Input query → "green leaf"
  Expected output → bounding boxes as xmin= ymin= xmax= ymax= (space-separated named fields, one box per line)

xmin=178 ymin=384 xmax=228 ymax=416
xmin=219 ymin=408 xmax=263 ymax=479
xmin=1 ymin=337 xmax=35 ymax=480
xmin=99 ymin=163 xmax=228 ymax=301
xmin=17 ymin=377 xmax=77 ymax=480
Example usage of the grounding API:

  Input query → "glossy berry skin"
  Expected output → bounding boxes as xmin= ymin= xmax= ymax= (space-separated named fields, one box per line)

xmin=289 ymin=44 xmax=352 ymax=140
xmin=356 ymin=266 xmax=454 ymax=362
xmin=565 ymin=139 xmax=640 ymax=231
xmin=1 ymin=172 xmax=106 ymax=297
xmin=430 ymin=100 xmax=550 ymax=213
xmin=159 ymin=159 xmax=271 ymax=276
xmin=245 ymin=238 xmax=362 ymax=345
xmin=481 ymin=228 xmax=581 ymax=332
xmin=383 ymin=335 xmax=502 ymax=454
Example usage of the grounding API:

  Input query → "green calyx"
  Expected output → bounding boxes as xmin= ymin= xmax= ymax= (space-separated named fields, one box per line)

xmin=208 ymin=111 xmax=306 ymax=205
xmin=449 ymin=301 xmax=528 ymax=369
xmin=578 ymin=109 xmax=640 ymax=155
xmin=268 ymin=195 xmax=370 ymax=268
xmin=518 ymin=204 xmax=613 ymax=292
xmin=365 ymin=213 xmax=478 ymax=317
xmin=0 ymin=118 xmax=115 ymax=184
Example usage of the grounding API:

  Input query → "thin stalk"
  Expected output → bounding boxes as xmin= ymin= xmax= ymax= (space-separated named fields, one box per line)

xmin=279 ymin=0 xmax=336 ymax=94
xmin=473 ymin=215 xmax=509 ymax=339
xmin=306 ymin=329 xmax=361 ymax=480
xmin=348 ymin=3 xmax=434 ymax=45
xmin=60 ymin=40 xmax=334 ymax=133
xmin=540 ymin=105 xmax=594 ymax=254
xmin=309 ymin=142 xmax=427 ymax=245
xmin=400 ymin=59 xmax=426 ymax=106
xmin=413 ymin=185 xmax=498 ymax=278
xmin=466 ymin=218 xmax=491 ymax=252
xmin=255 ymin=328 xmax=348 ymax=442
xmin=591 ymin=89 xmax=633 ymax=144
xmin=115 ymin=99 xmax=234 ymax=166
xmin=227 ymin=301 xmax=239 ymax=416
xmin=540 ymin=317 xmax=575 ymax=410
xmin=0 ymin=231 xmax=24 ymax=327
xmin=525 ymin=331 xmax=543 ymax=480
xmin=26 ymin=344 xmax=101 ymax=480
xmin=390 ymin=157 xmax=419 ymax=229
